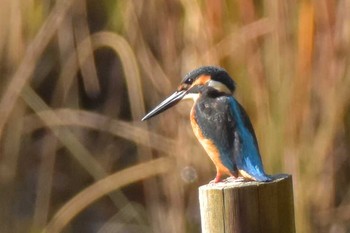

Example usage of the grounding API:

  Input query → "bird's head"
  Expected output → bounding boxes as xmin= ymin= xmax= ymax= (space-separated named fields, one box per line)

xmin=142 ymin=66 xmax=235 ymax=121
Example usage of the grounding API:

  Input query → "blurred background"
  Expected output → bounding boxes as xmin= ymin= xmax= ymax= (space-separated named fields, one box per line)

xmin=0 ymin=0 xmax=350 ymax=232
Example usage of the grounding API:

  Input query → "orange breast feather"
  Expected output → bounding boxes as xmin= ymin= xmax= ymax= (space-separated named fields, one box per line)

xmin=190 ymin=106 xmax=234 ymax=177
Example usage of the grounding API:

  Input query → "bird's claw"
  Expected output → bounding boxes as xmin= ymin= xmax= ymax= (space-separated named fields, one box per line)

xmin=223 ymin=176 xmax=245 ymax=183
xmin=208 ymin=174 xmax=243 ymax=184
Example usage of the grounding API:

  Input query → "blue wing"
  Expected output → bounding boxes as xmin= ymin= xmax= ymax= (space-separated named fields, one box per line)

xmin=227 ymin=97 xmax=271 ymax=182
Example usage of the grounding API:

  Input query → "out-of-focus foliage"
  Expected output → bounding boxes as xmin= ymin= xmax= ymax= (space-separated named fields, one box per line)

xmin=0 ymin=0 xmax=350 ymax=232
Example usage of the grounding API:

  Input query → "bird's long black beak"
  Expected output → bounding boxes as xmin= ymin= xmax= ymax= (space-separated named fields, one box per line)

xmin=142 ymin=90 xmax=187 ymax=121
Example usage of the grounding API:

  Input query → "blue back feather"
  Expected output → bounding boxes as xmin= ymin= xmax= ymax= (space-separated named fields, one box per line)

xmin=228 ymin=97 xmax=271 ymax=181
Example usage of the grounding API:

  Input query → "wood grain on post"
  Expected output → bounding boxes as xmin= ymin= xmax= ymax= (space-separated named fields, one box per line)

xmin=199 ymin=174 xmax=295 ymax=233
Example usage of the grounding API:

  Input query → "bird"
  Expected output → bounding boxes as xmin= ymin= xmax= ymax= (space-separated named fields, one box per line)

xmin=142 ymin=66 xmax=271 ymax=183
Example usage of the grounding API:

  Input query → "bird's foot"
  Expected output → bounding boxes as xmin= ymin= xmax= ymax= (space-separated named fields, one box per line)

xmin=209 ymin=174 xmax=224 ymax=184
xmin=223 ymin=176 xmax=245 ymax=183
xmin=209 ymin=177 xmax=221 ymax=184
xmin=209 ymin=173 xmax=241 ymax=184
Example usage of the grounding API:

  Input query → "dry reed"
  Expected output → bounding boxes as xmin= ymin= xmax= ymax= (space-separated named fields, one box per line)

xmin=0 ymin=1 xmax=349 ymax=233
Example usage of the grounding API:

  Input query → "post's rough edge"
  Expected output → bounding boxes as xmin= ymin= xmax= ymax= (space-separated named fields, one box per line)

xmin=199 ymin=174 xmax=291 ymax=191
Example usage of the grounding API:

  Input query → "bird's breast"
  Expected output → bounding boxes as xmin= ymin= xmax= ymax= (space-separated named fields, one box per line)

xmin=190 ymin=104 xmax=234 ymax=176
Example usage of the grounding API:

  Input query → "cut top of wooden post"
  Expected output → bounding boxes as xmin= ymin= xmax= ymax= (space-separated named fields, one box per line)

xmin=199 ymin=174 xmax=295 ymax=233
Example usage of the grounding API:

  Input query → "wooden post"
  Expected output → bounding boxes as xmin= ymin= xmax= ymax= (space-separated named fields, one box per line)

xmin=199 ymin=174 xmax=295 ymax=233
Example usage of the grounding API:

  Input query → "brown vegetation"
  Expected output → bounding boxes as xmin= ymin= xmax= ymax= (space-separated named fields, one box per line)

xmin=0 ymin=0 xmax=350 ymax=232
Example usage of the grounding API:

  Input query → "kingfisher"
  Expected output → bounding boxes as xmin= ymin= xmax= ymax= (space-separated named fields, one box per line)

xmin=142 ymin=66 xmax=271 ymax=183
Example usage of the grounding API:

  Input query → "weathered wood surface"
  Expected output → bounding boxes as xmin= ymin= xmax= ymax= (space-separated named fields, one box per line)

xmin=199 ymin=174 xmax=295 ymax=233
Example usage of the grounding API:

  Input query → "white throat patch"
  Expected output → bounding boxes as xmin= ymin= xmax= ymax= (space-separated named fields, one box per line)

xmin=207 ymin=80 xmax=232 ymax=94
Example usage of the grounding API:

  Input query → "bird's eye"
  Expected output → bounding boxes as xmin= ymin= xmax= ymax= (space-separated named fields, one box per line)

xmin=185 ymin=78 xmax=193 ymax=84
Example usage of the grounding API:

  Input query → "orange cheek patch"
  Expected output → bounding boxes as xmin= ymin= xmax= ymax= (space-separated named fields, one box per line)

xmin=192 ymin=75 xmax=211 ymax=86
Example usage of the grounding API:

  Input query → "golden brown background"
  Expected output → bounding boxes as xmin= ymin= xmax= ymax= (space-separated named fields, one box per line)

xmin=0 ymin=0 xmax=350 ymax=232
